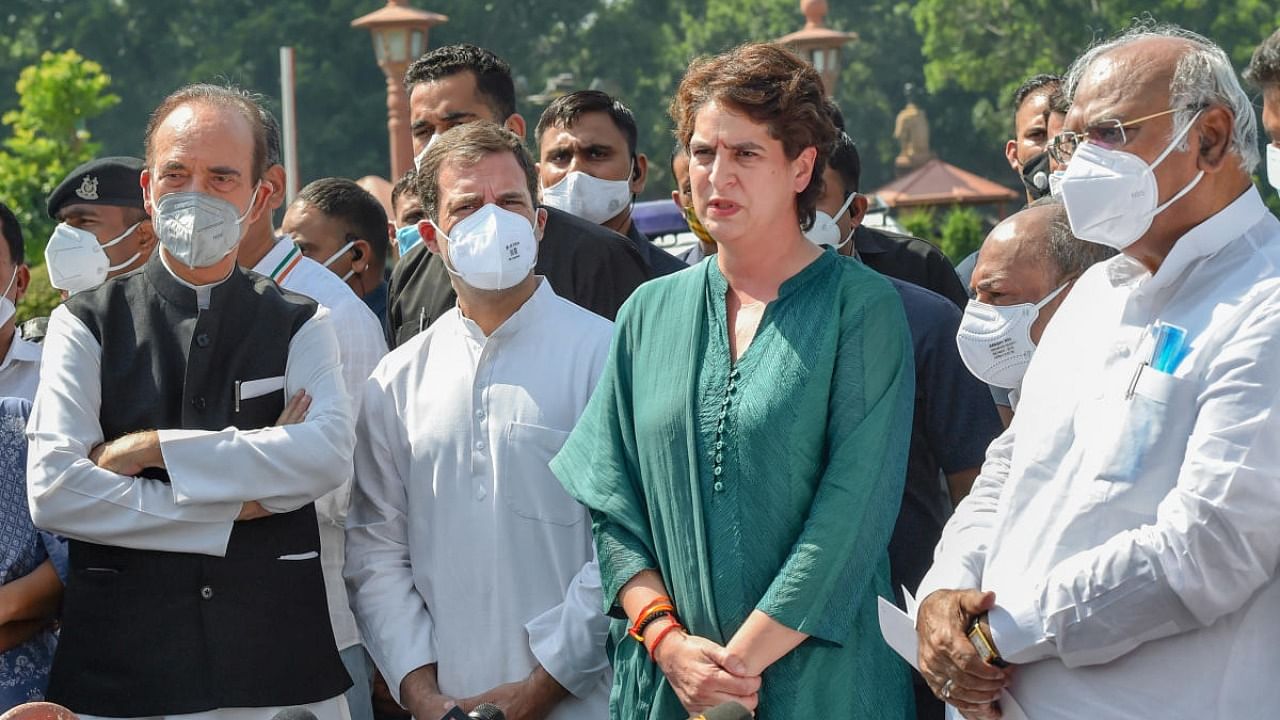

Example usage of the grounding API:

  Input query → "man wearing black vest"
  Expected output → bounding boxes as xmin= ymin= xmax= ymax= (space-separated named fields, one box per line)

xmin=26 ymin=84 xmax=354 ymax=720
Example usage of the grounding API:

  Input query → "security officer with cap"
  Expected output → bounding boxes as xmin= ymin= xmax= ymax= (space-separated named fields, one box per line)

xmin=44 ymin=156 xmax=157 ymax=297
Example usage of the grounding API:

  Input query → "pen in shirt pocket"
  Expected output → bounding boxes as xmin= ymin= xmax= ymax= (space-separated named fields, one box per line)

xmin=1127 ymin=321 xmax=1188 ymax=399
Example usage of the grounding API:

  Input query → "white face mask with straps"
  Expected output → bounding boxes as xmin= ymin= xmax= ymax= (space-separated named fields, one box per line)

xmin=955 ymin=283 xmax=1069 ymax=389
xmin=0 ymin=266 xmax=17 ymax=328
xmin=1058 ymin=109 xmax=1204 ymax=251
xmin=150 ymin=183 xmax=260 ymax=269
xmin=1267 ymin=144 xmax=1280 ymax=194
xmin=430 ymin=204 xmax=538 ymax=291
xmin=540 ymin=166 xmax=634 ymax=225
xmin=45 ymin=221 xmax=143 ymax=295
xmin=804 ymin=192 xmax=858 ymax=249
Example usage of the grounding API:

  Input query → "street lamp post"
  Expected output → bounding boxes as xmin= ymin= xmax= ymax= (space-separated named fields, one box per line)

xmin=777 ymin=0 xmax=855 ymax=96
xmin=351 ymin=0 xmax=448 ymax=181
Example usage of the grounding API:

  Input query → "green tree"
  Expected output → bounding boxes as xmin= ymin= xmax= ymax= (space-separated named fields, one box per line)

xmin=910 ymin=1 xmax=1280 ymax=178
xmin=0 ymin=49 xmax=119 ymax=262
xmin=937 ymin=205 xmax=984 ymax=263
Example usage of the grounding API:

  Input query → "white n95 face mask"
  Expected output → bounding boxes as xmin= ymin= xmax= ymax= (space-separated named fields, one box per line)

xmin=956 ymin=283 xmax=1068 ymax=389
xmin=0 ymin=267 xmax=17 ymax=329
xmin=540 ymin=170 xmax=633 ymax=225
xmin=151 ymin=185 xmax=259 ymax=269
xmin=1048 ymin=170 xmax=1066 ymax=197
xmin=1267 ymin=144 xmax=1280 ymax=193
xmin=413 ymin=132 xmax=440 ymax=172
xmin=431 ymin=204 xmax=538 ymax=291
xmin=804 ymin=192 xmax=858 ymax=248
xmin=1058 ymin=110 xmax=1203 ymax=251
xmin=45 ymin=222 xmax=142 ymax=295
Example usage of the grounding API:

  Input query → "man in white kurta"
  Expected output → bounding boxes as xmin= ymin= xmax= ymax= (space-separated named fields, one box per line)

xmin=914 ymin=28 xmax=1280 ymax=720
xmin=346 ymin=122 xmax=612 ymax=720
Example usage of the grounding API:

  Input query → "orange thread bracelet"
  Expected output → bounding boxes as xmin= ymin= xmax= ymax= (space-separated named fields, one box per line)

xmin=647 ymin=622 xmax=685 ymax=660
xmin=628 ymin=602 xmax=675 ymax=641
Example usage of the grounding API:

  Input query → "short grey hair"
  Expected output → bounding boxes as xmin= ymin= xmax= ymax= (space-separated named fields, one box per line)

xmin=1029 ymin=196 xmax=1118 ymax=280
xmin=1064 ymin=22 xmax=1259 ymax=173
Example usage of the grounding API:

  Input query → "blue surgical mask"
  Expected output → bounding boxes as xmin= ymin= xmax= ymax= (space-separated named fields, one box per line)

xmin=396 ymin=224 xmax=423 ymax=256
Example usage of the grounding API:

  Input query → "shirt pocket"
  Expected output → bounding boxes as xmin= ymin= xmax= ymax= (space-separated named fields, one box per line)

xmin=500 ymin=421 xmax=583 ymax=526
xmin=1092 ymin=367 xmax=1197 ymax=512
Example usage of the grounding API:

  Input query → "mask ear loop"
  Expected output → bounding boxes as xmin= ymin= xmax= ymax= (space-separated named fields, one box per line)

xmin=1033 ymin=280 xmax=1070 ymax=311
xmin=234 ymin=180 xmax=264 ymax=225
xmin=427 ymin=219 xmax=465 ymax=280
xmin=101 ymin=221 xmax=143 ymax=272
xmin=1143 ymin=109 xmax=1206 ymax=216
xmin=0 ymin=265 xmax=17 ymax=299
xmin=831 ymin=192 xmax=859 ymax=249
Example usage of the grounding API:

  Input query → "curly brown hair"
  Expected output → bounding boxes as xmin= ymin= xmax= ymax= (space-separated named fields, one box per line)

xmin=670 ymin=43 xmax=835 ymax=231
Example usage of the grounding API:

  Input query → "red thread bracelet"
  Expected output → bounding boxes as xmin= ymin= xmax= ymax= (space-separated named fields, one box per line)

xmin=647 ymin=622 xmax=685 ymax=660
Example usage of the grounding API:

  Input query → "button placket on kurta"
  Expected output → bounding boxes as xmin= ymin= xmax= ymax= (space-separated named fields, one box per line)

xmin=466 ymin=328 xmax=494 ymax=502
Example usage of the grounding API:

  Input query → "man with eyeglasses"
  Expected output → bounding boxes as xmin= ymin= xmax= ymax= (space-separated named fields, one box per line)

xmin=915 ymin=25 xmax=1280 ymax=720
xmin=1244 ymin=27 xmax=1280 ymax=192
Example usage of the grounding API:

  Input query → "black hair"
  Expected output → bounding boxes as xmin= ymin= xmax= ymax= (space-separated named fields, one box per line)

xmin=1012 ymin=74 xmax=1063 ymax=110
xmin=1245 ymin=28 xmax=1280 ymax=87
xmin=0 ymin=201 xmax=22 ymax=266
xmin=295 ymin=178 xmax=389 ymax=265
xmin=823 ymin=100 xmax=860 ymax=193
xmin=668 ymin=141 xmax=686 ymax=179
xmin=391 ymin=169 xmax=418 ymax=213
xmin=827 ymin=131 xmax=862 ymax=194
xmin=260 ymin=105 xmax=283 ymax=168
xmin=535 ymin=90 xmax=639 ymax=157
xmin=404 ymin=44 xmax=517 ymax=121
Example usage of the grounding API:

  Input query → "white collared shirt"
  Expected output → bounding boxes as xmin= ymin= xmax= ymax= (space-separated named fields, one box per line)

xmin=0 ymin=331 xmax=42 ymax=402
xmin=253 ymin=238 xmax=388 ymax=650
xmin=346 ymin=279 xmax=612 ymax=720
xmin=919 ymin=187 xmax=1280 ymax=719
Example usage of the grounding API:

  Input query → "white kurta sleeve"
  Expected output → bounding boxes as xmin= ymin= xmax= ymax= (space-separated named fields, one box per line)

xmin=987 ymin=303 xmax=1280 ymax=667
xmin=314 ymin=300 xmax=388 ymax=530
xmin=159 ymin=307 xmax=355 ymax=514
xmin=345 ymin=369 xmax=436 ymax=703
xmin=524 ymin=555 xmax=611 ymax=698
xmin=26 ymin=306 xmax=241 ymax=556
xmin=915 ymin=425 xmax=1015 ymax=602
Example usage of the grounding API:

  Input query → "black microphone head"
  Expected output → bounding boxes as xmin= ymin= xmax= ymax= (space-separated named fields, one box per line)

xmin=270 ymin=709 xmax=318 ymax=720
xmin=468 ymin=704 xmax=505 ymax=720
xmin=693 ymin=701 xmax=752 ymax=720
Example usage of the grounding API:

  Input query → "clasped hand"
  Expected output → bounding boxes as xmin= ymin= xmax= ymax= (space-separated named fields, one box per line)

xmin=915 ymin=589 xmax=1014 ymax=720
xmin=652 ymin=626 xmax=761 ymax=715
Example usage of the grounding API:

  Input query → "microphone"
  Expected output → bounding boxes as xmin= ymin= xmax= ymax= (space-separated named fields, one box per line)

xmin=469 ymin=705 xmax=505 ymax=720
xmin=0 ymin=703 xmax=80 ymax=720
xmin=438 ymin=705 xmax=505 ymax=720
xmin=689 ymin=701 xmax=752 ymax=720
xmin=270 ymin=709 xmax=318 ymax=720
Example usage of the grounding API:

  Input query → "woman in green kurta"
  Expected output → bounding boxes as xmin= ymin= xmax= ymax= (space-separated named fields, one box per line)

xmin=551 ymin=43 xmax=915 ymax=720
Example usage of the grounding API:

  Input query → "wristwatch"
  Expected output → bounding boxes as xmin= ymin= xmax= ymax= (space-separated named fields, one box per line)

xmin=967 ymin=613 xmax=1010 ymax=668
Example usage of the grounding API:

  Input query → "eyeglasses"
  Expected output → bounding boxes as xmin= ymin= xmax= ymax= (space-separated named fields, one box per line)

xmin=1047 ymin=105 xmax=1203 ymax=164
